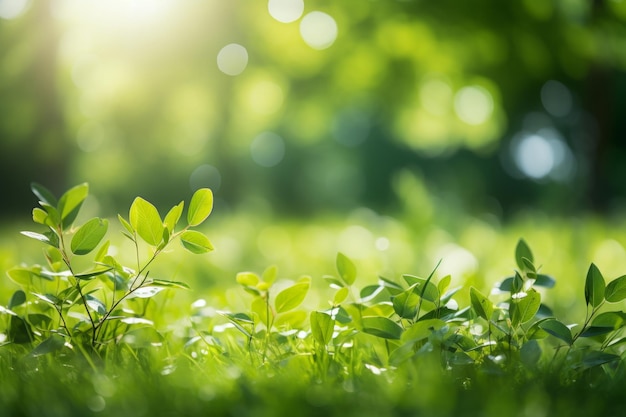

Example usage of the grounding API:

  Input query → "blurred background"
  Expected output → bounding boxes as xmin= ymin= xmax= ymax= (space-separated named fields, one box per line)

xmin=2 ymin=0 xmax=626 ymax=313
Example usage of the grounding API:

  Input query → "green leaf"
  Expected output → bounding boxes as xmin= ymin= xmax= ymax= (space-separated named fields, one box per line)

xmin=336 ymin=252 xmax=356 ymax=286
xmin=585 ymin=263 xmax=605 ymax=308
xmin=262 ymin=265 xmax=278 ymax=285
xmin=58 ymin=183 xmax=89 ymax=229
xmin=32 ymin=207 xmax=48 ymax=225
xmin=86 ymin=294 xmax=106 ymax=315
xmin=164 ymin=201 xmax=184 ymax=233
xmin=515 ymin=239 xmax=533 ymax=271
xmin=236 ymin=272 xmax=260 ymax=288
xmin=150 ymin=279 xmax=191 ymax=289
xmin=31 ymin=182 xmax=58 ymax=207
xmin=361 ymin=316 xmax=403 ymax=340
xmin=510 ymin=289 xmax=541 ymax=327
xmin=74 ymin=266 xmax=113 ymax=280
xmin=6 ymin=267 xmax=34 ymax=286
xmin=8 ymin=290 xmax=26 ymax=309
xmin=9 ymin=316 xmax=33 ymax=344
xmin=118 ymin=214 xmax=135 ymax=235
xmin=333 ymin=287 xmax=349 ymax=305
xmin=470 ymin=287 xmax=493 ymax=321
xmin=20 ymin=231 xmax=57 ymax=247
xmin=403 ymin=275 xmax=439 ymax=303
xmin=70 ymin=218 xmax=108 ymax=255
xmin=127 ymin=286 xmax=165 ymax=299
xmin=187 ymin=188 xmax=213 ymax=226
xmin=401 ymin=319 xmax=446 ymax=344
xmin=520 ymin=339 xmax=542 ymax=366
xmin=180 ymin=230 xmax=214 ymax=254
xmin=534 ymin=274 xmax=556 ymax=288
xmin=129 ymin=197 xmax=164 ymax=246
xmin=274 ymin=311 xmax=307 ymax=330
xmin=392 ymin=285 xmax=419 ymax=319
xmin=605 ymin=275 xmax=626 ymax=303
xmin=539 ymin=319 xmax=573 ymax=345
xmin=582 ymin=351 xmax=620 ymax=368
xmin=275 ymin=278 xmax=310 ymax=313
xmin=438 ymin=275 xmax=451 ymax=296
xmin=310 ymin=311 xmax=334 ymax=345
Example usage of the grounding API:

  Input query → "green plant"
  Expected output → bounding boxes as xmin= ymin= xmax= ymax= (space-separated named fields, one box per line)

xmin=2 ymin=183 xmax=214 ymax=357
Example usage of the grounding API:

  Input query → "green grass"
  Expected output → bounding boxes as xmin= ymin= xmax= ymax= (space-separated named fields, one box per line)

xmin=3 ymin=183 xmax=626 ymax=416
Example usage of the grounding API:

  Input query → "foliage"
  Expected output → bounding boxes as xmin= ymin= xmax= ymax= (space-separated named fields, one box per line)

xmin=3 ymin=184 xmax=626 ymax=416
xmin=2 ymin=183 xmax=213 ymax=355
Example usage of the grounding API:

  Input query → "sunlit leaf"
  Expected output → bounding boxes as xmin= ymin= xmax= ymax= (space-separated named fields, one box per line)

xmin=164 ymin=201 xmax=184 ymax=233
xmin=71 ymin=218 xmax=108 ymax=255
xmin=180 ymin=230 xmax=214 ymax=254
xmin=127 ymin=286 xmax=165 ymax=299
xmin=236 ymin=272 xmax=260 ymax=287
xmin=333 ymin=287 xmax=349 ymax=305
xmin=275 ymin=278 xmax=310 ymax=313
xmin=403 ymin=275 xmax=439 ymax=303
xmin=150 ymin=279 xmax=190 ymax=289
xmin=336 ymin=252 xmax=356 ymax=286
xmin=401 ymin=319 xmax=446 ymax=344
xmin=129 ymin=197 xmax=164 ymax=246
xmin=58 ymin=183 xmax=89 ymax=229
xmin=310 ymin=311 xmax=334 ymax=345
xmin=187 ymin=188 xmax=213 ymax=226
xmin=470 ymin=287 xmax=493 ymax=321
xmin=510 ymin=289 xmax=541 ymax=327
xmin=274 ymin=311 xmax=307 ymax=330
xmin=361 ymin=316 xmax=403 ymax=340
xmin=392 ymin=285 xmax=419 ymax=319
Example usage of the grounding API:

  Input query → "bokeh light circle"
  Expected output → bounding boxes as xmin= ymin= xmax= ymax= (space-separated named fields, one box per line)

xmin=250 ymin=132 xmax=286 ymax=167
xmin=0 ymin=0 xmax=29 ymax=19
xmin=217 ymin=43 xmax=248 ymax=76
xmin=454 ymin=86 xmax=494 ymax=125
xmin=299 ymin=11 xmax=338 ymax=50
xmin=268 ymin=0 xmax=304 ymax=23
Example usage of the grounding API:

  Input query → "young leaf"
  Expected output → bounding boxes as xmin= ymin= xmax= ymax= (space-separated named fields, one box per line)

xmin=150 ymin=279 xmax=191 ymax=289
xmin=58 ymin=183 xmax=89 ymax=229
xmin=262 ymin=265 xmax=278 ymax=286
xmin=438 ymin=275 xmax=451 ymax=296
xmin=32 ymin=207 xmax=48 ymax=225
xmin=401 ymin=319 xmax=446 ymax=344
xmin=118 ymin=214 xmax=135 ymax=235
xmin=361 ymin=316 xmax=403 ymax=340
xmin=164 ymin=201 xmax=184 ymax=233
xmin=392 ymin=285 xmax=419 ymax=319
xmin=470 ymin=287 xmax=493 ymax=321
xmin=310 ymin=311 xmax=334 ymax=345
xmin=585 ymin=263 xmax=605 ymax=308
xmin=274 ymin=311 xmax=307 ymax=330
xmin=71 ymin=218 xmax=108 ymax=255
xmin=6 ymin=267 xmax=34 ymax=286
xmin=187 ymin=188 xmax=213 ymax=226
xmin=129 ymin=197 xmax=164 ymax=246
xmin=510 ymin=289 xmax=541 ymax=327
xmin=336 ymin=252 xmax=356 ymax=286
xmin=236 ymin=272 xmax=260 ymax=287
xmin=275 ymin=278 xmax=310 ymax=313
xmin=605 ymin=275 xmax=626 ymax=303
xmin=31 ymin=182 xmax=58 ymax=207
xmin=86 ymin=294 xmax=106 ymax=315
xmin=333 ymin=287 xmax=349 ymax=305
xmin=539 ymin=319 xmax=573 ymax=345
xmin=403 ymin=275 xmax=439 ymax=303
xmin=180 ymin=230 xmax=214 ymax=254
xmin=515 ymin=239 xmax=533 ymax=271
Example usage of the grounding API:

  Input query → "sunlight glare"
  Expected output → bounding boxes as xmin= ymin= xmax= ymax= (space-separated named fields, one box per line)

xmin=0 ymin=0 xmax=29 ymax=19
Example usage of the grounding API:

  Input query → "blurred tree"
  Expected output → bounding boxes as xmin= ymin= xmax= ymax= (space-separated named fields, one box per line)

xmin=1 ymin=0 xmax=625 ymax=217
